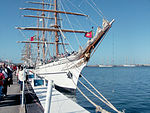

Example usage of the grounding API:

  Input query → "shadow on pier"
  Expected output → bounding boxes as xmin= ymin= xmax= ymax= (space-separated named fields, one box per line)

xmin=0 ymin=94 xmax=20 ymax=107
xmin=0 ymin=76 xmax=21 ymax=113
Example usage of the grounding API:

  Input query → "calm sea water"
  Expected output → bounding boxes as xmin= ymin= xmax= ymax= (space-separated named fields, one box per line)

xmin=74 ymin=67 xmax=150 ymax=113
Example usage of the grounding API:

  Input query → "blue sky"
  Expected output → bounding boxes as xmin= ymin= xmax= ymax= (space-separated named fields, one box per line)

xmin=0 ymin=0 xmax=150 ymax=65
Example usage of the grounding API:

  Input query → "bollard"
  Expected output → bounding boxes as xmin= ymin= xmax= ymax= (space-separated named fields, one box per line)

xmin=44 ymin=79 xmax=46 ymax=86
xmin=21 ymin=68 xmax=26 ymax=107
xmin=44 ymin=80 xmax=53 ymax=113
xmin=35 ymin=73 xmax=37 ymax=79
xmin=21 ymin=80 xmax=25 ymax=107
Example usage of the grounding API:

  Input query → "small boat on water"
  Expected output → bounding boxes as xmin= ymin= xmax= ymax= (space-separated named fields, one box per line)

xmin=17 ymin=0 xmax=114 ymax=92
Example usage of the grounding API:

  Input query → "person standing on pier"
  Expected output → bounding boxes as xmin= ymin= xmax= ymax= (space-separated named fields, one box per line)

xmin=6 ymin=65 xmax=13 ymax=86
xmin=16 ymin=66 xmax=20 ymax=82
xmin=18 ymin=66 xmax=26 ymax=91
xmin=0 ymin=65 xmax=2 ymax=72
xmin=1 ymin=64 xmax=9 ymax=97
xmin=0 ymin=72 xmax=5 ymax=101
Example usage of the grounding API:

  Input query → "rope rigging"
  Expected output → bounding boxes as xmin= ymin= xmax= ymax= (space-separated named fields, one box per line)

xmin=18 ymin=1 xmax=123 ymax=112
xmin=63 ymin=54 xmax=123 ymax=113
xmin=70 ymin=71 xmax=123 ymax=113
xmin=59 ymin=0 xmax=82 ymax=48
xmin=72 ymin=79 xmax=110 ymax=113
xmin=90 ymin=0 xmax=106 ymax=19
xmin=85 ymin=0 xmax=104 ymax=19
xmin=90 ymin=29 xmax=108 ymax=58
xmin=58 ymin=28 xmax=74 ymax=51
xmin=31 ymin=51 xmax=123 ymax=113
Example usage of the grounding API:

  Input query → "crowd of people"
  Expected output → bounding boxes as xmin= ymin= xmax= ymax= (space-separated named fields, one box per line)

xmin=0 ymin=62 xmax=31 ymax=102
xmin=0 ymin=63 xmax=16 ymax=101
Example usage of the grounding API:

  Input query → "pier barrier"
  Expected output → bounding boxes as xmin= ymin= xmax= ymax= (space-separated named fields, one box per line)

xmin=21 ymin=68 xmax=27 ymax=107
xmin=44 ymin=80 xmax=53 ymax=113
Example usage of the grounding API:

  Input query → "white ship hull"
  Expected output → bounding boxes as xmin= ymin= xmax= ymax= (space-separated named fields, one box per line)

xmin=35 ymin=55 xmax=87 ymax=91
xmin=33 ymin=19 xmax=114 ymax=91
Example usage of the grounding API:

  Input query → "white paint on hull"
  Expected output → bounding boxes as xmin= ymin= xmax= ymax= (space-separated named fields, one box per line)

xmin=35 ymin=57 xmax=87 ymax=90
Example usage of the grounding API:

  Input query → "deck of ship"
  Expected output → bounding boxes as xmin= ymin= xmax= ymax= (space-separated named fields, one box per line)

xmin=25 ymin=73 xmax=89 ymax=113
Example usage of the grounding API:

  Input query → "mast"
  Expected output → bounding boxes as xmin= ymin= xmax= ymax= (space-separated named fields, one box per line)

xmin=18 ymin=0 xmax=88 ymax=59
xmin=54 ymin=0 xmax=59 ymax=56
xmin=25 ymin=44 xmax=28 ymax=61
xmin=29 ymin=43 xmax=31 ymax=60
xmin=23 ymin=15 xmax=62 ymax=20
xmin=17 ymin=41 xmax=69 ymax=45
xmin=23 ymin=43 xmax=31 ymax=65
xmin=16 ymin=27 xmax=86 ymax=33
xmin=20 ymin=8 xmax=88 ymax=17
xmin=42 ymin=0 xmax=45 ymax=62
xmin=26 ymin=1 xmax=54 ymax=6
xmin=37 ymin=12 xmax=40 ymax=61
xmin=29 ymin=43 xmax=32 ymax=66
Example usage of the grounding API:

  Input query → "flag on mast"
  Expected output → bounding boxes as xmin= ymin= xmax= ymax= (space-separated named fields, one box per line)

xmin=30 ymin=35 xmax=36 ymax=41
xmin=85 ymin=31 xmax=93 ymax=38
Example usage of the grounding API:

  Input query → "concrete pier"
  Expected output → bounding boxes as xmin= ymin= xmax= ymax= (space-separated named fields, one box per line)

xmin=0 ymin=70 xmax=89 ymax=113
xmin=0 ymin=75 xmax=23 ymax=113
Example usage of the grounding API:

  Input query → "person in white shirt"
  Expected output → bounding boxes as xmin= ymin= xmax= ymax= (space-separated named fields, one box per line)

xmin=18 ymin=66 xmax=26 ymax=91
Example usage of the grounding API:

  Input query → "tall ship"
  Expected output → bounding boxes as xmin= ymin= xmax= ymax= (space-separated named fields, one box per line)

xmin=17 ymin=0 xmax=114 ymax=92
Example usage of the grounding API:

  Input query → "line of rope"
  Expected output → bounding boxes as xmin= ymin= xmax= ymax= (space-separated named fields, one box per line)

xmin=91 ymin=26 xmax=113 ymax=58
xmin=65 ymin=0 xmax=102 ymax=27
xmin=45 ymin=0 xmax=53 ymax=28
xmin=78 ymin=78 xmax=119 ymax=113
xmin=85 ymin=0 xmax=103 ymax=18
xmin=44 ymin=0 xmax=53 ymax=58
xmin=66 ymin=0 xmax=88 ymax=30
xmin=59 ymin=33 xmax=67 ymax=53
xmin=62 ymin=57 xmax=100 ymax=110
xmin=59 ymin=1 xmax=76 ymax=52
xmin=59 ymin=0 xmax=81 ymax=47
xmin=58 ymin=1 xmax=68 ymax=54
xmin=66 ymin=0 xmax=85 ymax=15
xmin=48 ymin=32 xmax=54 ymax=58
xmin=66 ymin=0 xmax=100 ymax=31
xmin=78 ymin=78 xmax=109 ymax=106
xmin=66 ymin=0 xmax=102 ymax=27
xmin=18 ymin=29 xmax=27 ymax=39
xmin=90 ymin=0 xmax=106 ymax=19
xmin=59 ymin=28 xmax=74 ymax=51
xmin=45 ymin=32 xmax=52 ymax=58
xmin=78 ymin=0 xmax=84 ymax=7
xmin=87 ymin=16 xmax=99 ymax=27
xmin=65 ymin=55 xmax=122 ymax=112
xmin=67 ymin=59 xmax=120 ymax=112
xmin=91 ymin=31 xmax=107 ymax=57
xmin=71 ymin=77 xmax=109 ymax=113
xmin=63 ymin=56 xmax=115 ymax=112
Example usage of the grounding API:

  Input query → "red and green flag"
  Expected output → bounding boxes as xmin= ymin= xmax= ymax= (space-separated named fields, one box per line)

xmin=30 ymin=35 xmax=36 ymax=41
xmin=85 ymin=31 xmax=93 ymax=38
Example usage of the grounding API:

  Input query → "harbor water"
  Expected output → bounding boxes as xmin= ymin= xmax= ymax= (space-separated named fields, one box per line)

xmin=75 ymin=66 xmax=150 ymax=113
